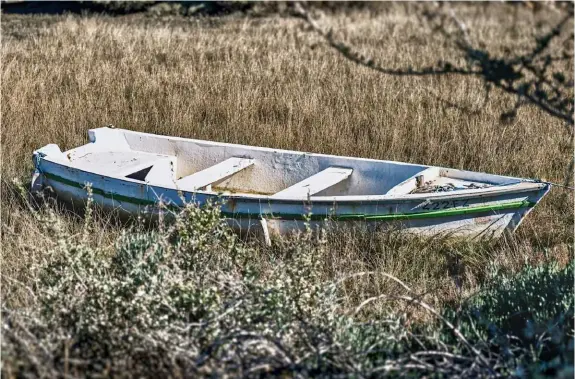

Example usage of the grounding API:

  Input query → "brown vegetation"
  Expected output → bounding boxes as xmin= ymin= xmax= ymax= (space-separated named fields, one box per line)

xmin=1 ymin=4 xmax=573 ymax=313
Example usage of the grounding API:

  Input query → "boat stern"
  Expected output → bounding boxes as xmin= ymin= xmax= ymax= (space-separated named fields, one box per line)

xmin=31 ymin=144 xmax=67 ymax=193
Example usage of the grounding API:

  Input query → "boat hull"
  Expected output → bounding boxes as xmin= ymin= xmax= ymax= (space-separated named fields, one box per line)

xmin=35 ymin=159 xmax=550 ymax=240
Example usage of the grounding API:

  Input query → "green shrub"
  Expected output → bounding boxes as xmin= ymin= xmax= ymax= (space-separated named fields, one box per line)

xmin=2 ymin=196 xmax=573 ymax=377
xmin=468 ymin=259 xmax=573 ymax=334
xmin=456 ymin=260 xmax=574 ymax=377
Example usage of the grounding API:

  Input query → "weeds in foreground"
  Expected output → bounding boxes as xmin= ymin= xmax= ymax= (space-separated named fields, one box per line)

xmin=2 ymin=5 xmax=572 ymax=318
xmin=1 ymin=7 xmax=573 ymax=377
xmin=2 ymin=195 xmax=572 ymax=378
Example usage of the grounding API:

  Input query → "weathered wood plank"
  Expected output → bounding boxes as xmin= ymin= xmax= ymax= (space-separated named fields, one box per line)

xmin=177 ymin=157 xmax=254 ymax=190
xmin=271 ymin=167 xmax=353 ymax=199
xmin=385 ymin=167 xmax=439 ymax=195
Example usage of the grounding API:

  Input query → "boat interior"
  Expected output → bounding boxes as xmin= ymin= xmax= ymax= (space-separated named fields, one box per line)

xmin=43 ymin=128 xmax=521 ymax=199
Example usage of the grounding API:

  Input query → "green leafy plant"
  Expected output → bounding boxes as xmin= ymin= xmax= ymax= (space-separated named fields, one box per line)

xmin=2 ymin=192 xmax=573 ymax=378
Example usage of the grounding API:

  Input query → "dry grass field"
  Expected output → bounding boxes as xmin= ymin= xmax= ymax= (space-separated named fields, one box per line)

xmin=1 ymin=3 xmax=573 ymax=376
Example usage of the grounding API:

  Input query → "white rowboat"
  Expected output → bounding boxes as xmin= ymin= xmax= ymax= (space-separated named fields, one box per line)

xmin=31 ymin=127 xmax=550 ymax=241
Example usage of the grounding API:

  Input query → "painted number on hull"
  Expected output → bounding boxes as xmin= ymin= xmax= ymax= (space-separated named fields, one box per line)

xmin=422 ymin=199 xmax=469 ymax=211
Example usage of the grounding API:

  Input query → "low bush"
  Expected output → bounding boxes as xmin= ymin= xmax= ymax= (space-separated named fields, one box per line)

xmin=454 ymin=260 xmax=574 ymax=377
xmin=2 ymin=197 xmax=573 ymax=377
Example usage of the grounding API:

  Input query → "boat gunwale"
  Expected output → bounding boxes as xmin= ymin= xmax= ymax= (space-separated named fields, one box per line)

xmin=39 ymin=156 xmax=549 ymax=205
xmin=110 ymin=128 xmax=430 ymax=168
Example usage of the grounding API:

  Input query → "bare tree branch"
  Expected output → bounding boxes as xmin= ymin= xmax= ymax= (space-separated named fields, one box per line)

xmin=293 ymin=2 xmax=479 ymax=78
xmin=293 ymin=2 xmax=574 ymax=126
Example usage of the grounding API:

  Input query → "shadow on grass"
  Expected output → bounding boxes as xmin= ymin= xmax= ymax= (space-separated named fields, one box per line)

xmin=0 ymin=1 xmax=255 ymax=16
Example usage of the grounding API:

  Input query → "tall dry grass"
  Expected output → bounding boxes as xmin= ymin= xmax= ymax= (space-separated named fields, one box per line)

xmin=1 ymin=5 xmax=573 ymax=311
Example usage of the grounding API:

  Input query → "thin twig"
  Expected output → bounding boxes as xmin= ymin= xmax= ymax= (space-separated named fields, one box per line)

xmin=352 ymin=271 xmax=496 ymax=375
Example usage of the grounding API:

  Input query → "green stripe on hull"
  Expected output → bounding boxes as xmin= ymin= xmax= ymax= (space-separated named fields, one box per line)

xmin=44 ymin=172 xmax=535 ymax=221
xmin=45 ymin=172 xmax=158 ymax=206
xmin=363 ymin=200 xmax=533 ymax=221
xmin=221 ymin=200 xmax=534 ymax=221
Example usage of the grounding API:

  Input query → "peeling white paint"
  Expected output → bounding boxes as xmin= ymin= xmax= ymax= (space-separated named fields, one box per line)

xmin=31 ymin=127 xmax=551 ymax=239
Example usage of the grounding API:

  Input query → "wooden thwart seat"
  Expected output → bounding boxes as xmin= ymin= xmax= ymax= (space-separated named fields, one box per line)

xmin=177 ymin=157 xmax=254 ymax=190
xmin=385 ymin=167 xmax=439 ymax=195
xmin=69 ymin=150 xmax=178 ymax=186
xmin=271 ymin=167 xmax=353 ymax=199
xmin=70 ymin=151 xmax=174 ymax=178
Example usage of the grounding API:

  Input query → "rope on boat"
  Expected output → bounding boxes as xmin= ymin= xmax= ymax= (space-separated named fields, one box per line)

xmin=544 ymin=181 xmax=575 ymax=191
xmin=529 ymin=179 xmax=575 ymax=191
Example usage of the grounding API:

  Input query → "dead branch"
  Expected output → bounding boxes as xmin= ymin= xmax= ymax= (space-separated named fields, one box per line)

xmin=293 ymin=2 xmax=574 ymax=126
